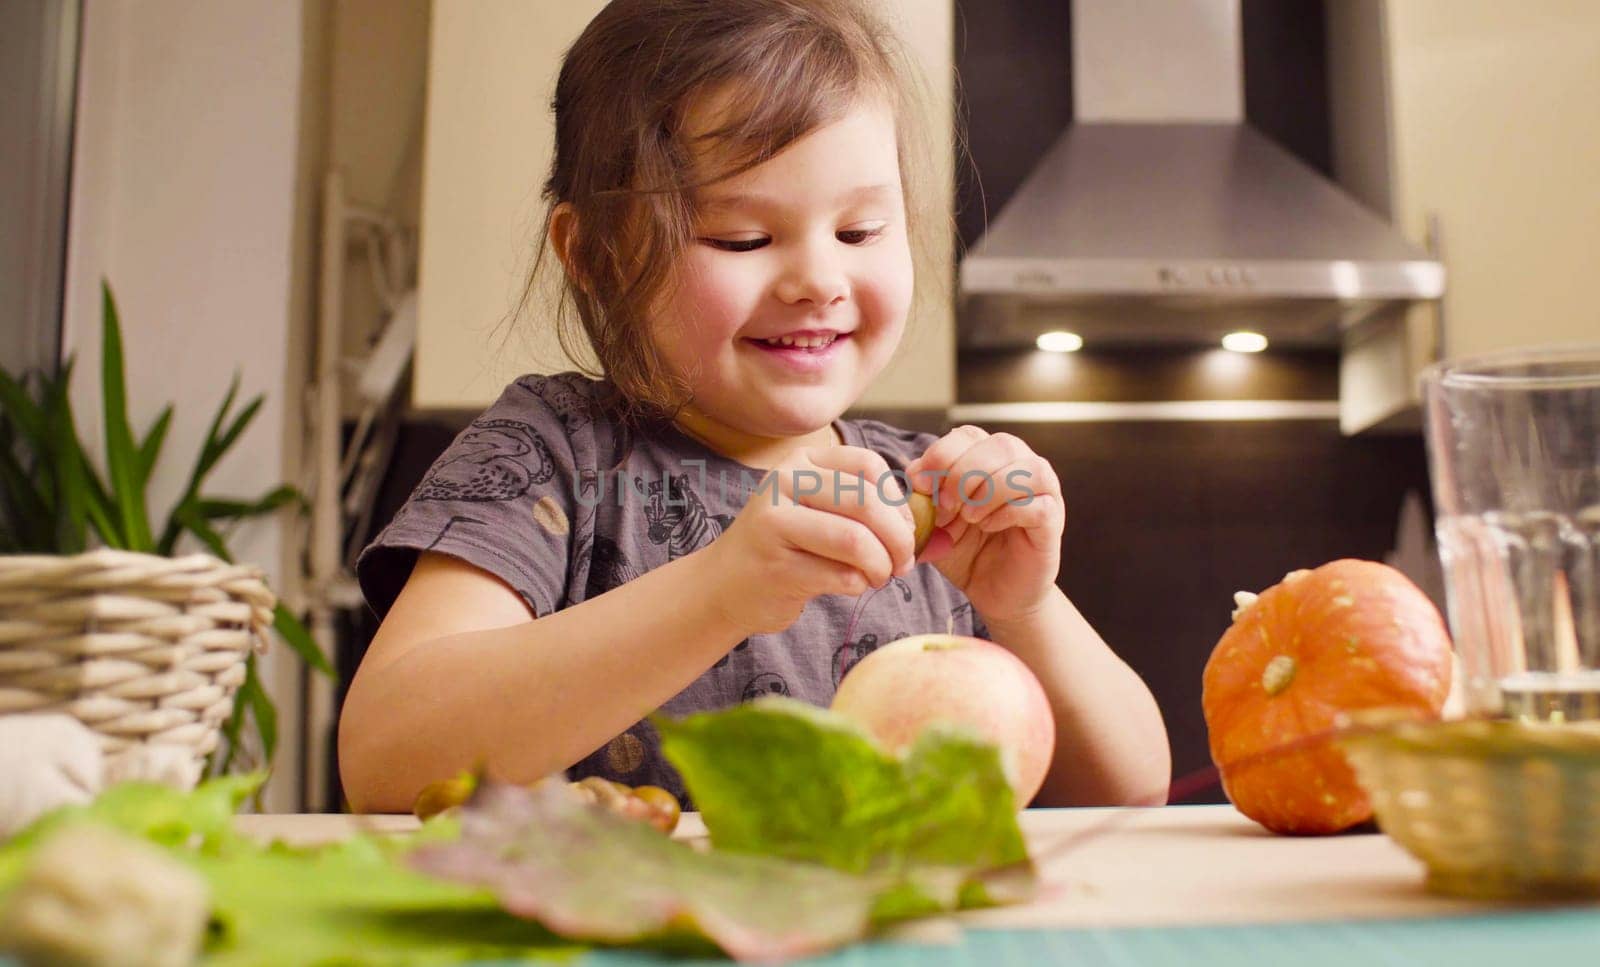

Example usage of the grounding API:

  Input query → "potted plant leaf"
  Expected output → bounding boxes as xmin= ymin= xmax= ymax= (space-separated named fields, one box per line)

xmin=0 ymin=281 xmax=333 ymax=783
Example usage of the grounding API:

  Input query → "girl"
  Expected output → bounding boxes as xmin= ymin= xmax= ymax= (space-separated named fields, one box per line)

xmin=338 ymin=0 xmax=1170 ymax=814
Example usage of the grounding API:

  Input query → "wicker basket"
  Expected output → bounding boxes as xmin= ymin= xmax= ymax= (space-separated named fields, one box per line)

xmin=0 ymin=549 xmax=275 ymax=780
xmin=1338 ymin=714 xmax=1600 ymax=899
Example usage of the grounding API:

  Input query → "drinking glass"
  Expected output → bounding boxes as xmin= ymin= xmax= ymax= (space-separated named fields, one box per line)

xmin=1422 ymin=346 xmax=1600 ymax=721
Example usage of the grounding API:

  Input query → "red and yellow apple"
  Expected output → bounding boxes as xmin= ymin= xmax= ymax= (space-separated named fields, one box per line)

xmin=829 ymin=633 xmax=1056 ymax=805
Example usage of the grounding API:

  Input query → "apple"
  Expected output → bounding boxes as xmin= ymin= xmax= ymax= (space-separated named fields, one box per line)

xmin=829 ymin=633 xmax=1056 ymax=805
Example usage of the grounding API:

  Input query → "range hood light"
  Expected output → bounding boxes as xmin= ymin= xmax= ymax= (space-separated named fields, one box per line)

xmin=1036 ymin=330 xmax=1084 ymax=353
xmin=1222 ymin=331 xmax=1268 ymax=353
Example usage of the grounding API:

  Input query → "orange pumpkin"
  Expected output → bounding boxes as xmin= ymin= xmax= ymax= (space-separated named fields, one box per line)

xmin=1202 ymin=559 xmax=1454 ymax=835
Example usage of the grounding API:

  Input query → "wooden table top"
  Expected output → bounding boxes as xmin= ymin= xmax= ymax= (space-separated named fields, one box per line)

xmin=233 ymin=804 xmax=1578 ymax=931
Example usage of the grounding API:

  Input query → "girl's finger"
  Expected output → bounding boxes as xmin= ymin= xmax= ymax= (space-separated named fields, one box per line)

xmin=960 ymin=456 xmax=1053 ymax=528
xmin=906 ymin=425 xmax=988 ymax=500
xmin=777 ymin=504 xmax=895 ymax=589
xmin=973 ymin=493 xmax=1064 ymax=543
xmin=799 ymin=446 xmax=916 ymax=576
xmin=937 ymin=432 xmax=1031 ymax=526
xmin=812 ymin=558 xmax=873 ymax=599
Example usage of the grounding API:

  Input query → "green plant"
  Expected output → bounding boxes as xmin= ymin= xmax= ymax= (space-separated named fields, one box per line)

xmin=0 ymin=281 xmax=335 ymax=775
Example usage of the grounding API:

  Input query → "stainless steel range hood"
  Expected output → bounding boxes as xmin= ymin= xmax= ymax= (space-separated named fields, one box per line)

xmin=959 ymin=0 xmax=1444 ymax=349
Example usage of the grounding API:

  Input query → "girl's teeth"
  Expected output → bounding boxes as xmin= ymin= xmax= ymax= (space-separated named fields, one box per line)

xmin=762 ymin=334 xmax=836 ymax=349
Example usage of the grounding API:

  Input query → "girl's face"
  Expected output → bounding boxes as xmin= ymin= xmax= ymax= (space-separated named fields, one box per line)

xmin=650 ymin=97 xmax=914 ymax=441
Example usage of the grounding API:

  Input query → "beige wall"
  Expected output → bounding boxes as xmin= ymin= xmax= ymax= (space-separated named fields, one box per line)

xmin=329 ymin=0 xmax=429 ymax=414
xmin=63 ymin=0 xmax=307 ymax=811
xmin=1383 ymin=0 xmax=1600 ymax=357
xmin=1330 ymin=0 xmax=1600 ymax=431
xmin=414 ymin=0 xmax=954 ymax=412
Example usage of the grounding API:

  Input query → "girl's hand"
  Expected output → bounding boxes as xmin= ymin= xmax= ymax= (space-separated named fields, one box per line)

xmin=905 ymin=426 xmax=1064 ymax=626
xmin=702 ymin=445 xmax=916 ymax=635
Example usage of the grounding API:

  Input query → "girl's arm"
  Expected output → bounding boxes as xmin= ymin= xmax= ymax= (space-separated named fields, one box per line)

xmin=984 ymin=589 xmax=1172 ymax=807
xmin=340 ymin=444 xmax=917 ymax=814
xmin=338 ymin=549 xmax=746 ymax=814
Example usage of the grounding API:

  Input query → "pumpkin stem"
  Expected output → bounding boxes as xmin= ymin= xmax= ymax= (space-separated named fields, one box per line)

xmin=1262 ymin=655 xmax=1297 ymax=696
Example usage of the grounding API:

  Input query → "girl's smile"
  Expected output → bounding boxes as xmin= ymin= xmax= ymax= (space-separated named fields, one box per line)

xmin=743 ymin=328 xmax=851 ymax=372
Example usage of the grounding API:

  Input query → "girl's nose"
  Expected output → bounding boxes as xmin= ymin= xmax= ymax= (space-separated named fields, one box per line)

xmin=774 ymin=240 xmax=849 ymax=307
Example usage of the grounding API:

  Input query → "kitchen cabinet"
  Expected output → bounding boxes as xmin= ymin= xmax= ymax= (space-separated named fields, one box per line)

xmin=414 ymin=0 xmax=954 ymax=413
xmin=1331 ymin=0 xmax=1600 ymax=432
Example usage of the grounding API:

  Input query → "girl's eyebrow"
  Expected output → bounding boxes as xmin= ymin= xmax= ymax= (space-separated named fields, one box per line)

xmin=697 ymin=183 xmax=898 ymax=214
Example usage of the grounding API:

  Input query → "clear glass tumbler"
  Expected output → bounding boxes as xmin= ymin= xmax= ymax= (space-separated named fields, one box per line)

xmin=1423 ymin=346 xmax=1600 ymax=721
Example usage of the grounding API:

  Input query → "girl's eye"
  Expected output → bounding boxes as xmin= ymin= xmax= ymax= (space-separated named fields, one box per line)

xmin=837 ymin=225 xmax=886 ymax=245
xmin=702 ymin=237 xmax=769 ymax=252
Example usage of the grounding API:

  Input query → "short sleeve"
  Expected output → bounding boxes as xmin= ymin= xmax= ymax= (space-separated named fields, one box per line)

xmin=846 ymin=419 xmax=940 ymax=482
xmin=356 ymin=377 xmax=584 ymax=620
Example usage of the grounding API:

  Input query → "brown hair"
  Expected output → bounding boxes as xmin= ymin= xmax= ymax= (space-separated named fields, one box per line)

xmin=520 ymin=0 xmax=937 ymax=428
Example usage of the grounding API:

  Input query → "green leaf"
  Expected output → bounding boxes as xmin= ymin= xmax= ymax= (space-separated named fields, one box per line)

xmin=196 ymin=484 xmax=304 ymax=522
xmin=275 ymin=603 xmax=335 ymax=679
xmin=193 ymin=373 xmax=241 ymax=484
xmin=657 ymin=697 xmax=1035 ymax=916
xmin=217 ymin=680 xmax=245 ymax=777
xmin=0 ymin=366 xmax=48 ymax=446
xmin=0 ymin=421 xmax=52 ymax=551
xmin=43 ymin=364 xmax=90 ymax=552
xmin=412 ymin=780 xmax=880 ymax=961
xmin=44 ymin=362 xmax=127 ymax=550
xmin=0 ymin=773 xmax=266 ymax=889
xmin=238 ymin=654 xmax=278 ymax=765
xmin=3 ymin=774 xmax=573 ymax=966
xmin=205 ymin=394 xmax=264 ymax=477
xmin=100 ymin=282 xmax=154 ymax=550
xmin=138 ymin=403 xmax=173 ymax=484
xmin=174 ymin=500 xmax=233 ymax=560
xmin=197 ymin=828 xmax=571 ymax=966
xmin=158 ymin=373 xmax=242 ymax=554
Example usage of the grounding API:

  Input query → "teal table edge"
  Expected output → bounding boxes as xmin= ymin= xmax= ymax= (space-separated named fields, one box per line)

xmin=568 ymin=907 xmax=1600 ymax=966
xmin=1 ymin=902 xmax=1595 ymax=965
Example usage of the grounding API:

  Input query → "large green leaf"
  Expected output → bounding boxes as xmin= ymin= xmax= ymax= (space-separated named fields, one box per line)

xmin=197 ymin=832 xmax=573 ymax=967
xmin=0 ymin=773 xmax=265 ymax=891
xmin=0 ymin=778 xmax=573 ymax=966
xmin=415 ymin=702 xmax=1037 ymax=959
xmin=658 ymin=697 xmax=1035 ymax=916
xmin=100 ymin=282 xmax=153 ymax=550
xmin=411 ymin=780 xmax=880 ymax=962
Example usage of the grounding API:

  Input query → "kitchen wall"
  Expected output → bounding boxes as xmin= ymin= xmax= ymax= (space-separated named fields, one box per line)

xmin=61 ymin=0 xmax=321 ymax=812
xmin=946 ymin=0 xmax=1433 ymax=800
xmin=318 ymin=0 xmax=1440 ymax=809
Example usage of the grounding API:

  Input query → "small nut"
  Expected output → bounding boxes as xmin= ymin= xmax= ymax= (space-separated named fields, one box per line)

xmin=909 ymin=491 xmax=936 ymax=555
xmin=412 ymin=772 xmax=478 ymax=820
xmin=632 ymin=785 xmax=682 ymax=834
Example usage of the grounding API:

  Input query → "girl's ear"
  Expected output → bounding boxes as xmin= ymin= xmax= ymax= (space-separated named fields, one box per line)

xmin=548 ymin=202 xmax=587 ymax=291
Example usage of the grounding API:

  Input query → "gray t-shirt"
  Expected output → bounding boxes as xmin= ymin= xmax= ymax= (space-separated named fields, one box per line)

xmin=357 ymin=372 xmax=987 ymax=803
